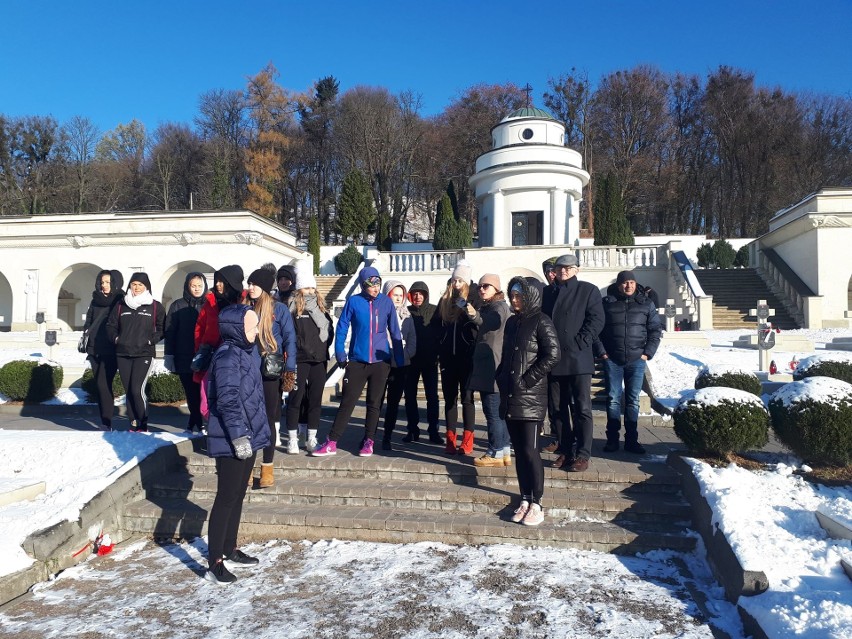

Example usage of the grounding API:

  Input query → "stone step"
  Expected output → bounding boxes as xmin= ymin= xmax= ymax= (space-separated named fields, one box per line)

xmin=147 ymin=471 xmax=692 ymax=524
xmin=122 ymin=497 xmax=695 ymax=554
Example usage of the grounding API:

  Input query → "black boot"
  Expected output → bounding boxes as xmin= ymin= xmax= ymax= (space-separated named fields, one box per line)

xmin=427 ymin=425 xmax=443 ymax=444
xmin=603 ymin=418 xmax=621 ymax=452
xmin=402 ymin=426 xmax=420 ymax=443
xmin=624 ymin=421 xmax=645 ymax=454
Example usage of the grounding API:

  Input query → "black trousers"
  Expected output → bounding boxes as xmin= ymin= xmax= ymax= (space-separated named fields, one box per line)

xmin=89 ymin=355 xmax=117 ymax=427
xmin=507 ymin=420 xmax=544 ymax=504
xmin=381 ymin=365 xmax=407 ymax=441
xmin=404 ymin=360 xmax=439 ymax=434
xmin=261 ymin=378 xmax=281 ymax=463
xmin=551 ymin=374 xmax=594 ymax=460
xmin=116 ymin=356 xmax=154 ymax=427
xmin=440 ymin=356 xmax=475 ymax=432
xmin=207 ymin=453 xmax=256 ymax=565
xmin=178 ymin=372 xmax=203 ymax=429
xmin=328 ymin=361 xmax=390 ymax=442
xmin=284 ymin=361 xmax=326 ymax=432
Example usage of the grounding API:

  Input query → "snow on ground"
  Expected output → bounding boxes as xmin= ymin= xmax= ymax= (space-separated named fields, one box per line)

xmin=0 ymin=329 xmax=851 ymax=637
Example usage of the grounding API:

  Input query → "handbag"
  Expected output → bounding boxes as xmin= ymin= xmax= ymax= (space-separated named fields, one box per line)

xmin=77 ymin=331 xmax=89 ymax=354
xmin=191 ymin=343 xmax=214 ymax=373
xmin=260 ymin=352 xmax=285 ymax=380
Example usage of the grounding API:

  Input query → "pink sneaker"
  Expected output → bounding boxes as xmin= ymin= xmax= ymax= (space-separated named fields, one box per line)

xmin=510 ymin=500 xmax=530 ymax=523
xmin=310 ymin=439 xmax=337 ymax=457
xmin=359 ymin=438 xmax=374 ymax=457
xmin=521 ymin=503 xmax=544 ymax=526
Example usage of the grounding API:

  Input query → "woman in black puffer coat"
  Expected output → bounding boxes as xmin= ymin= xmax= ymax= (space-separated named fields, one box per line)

xmin=83 ymin=269 xmax=124 ymax=430
xmin=498 ymin=276 xmax=560 ymax=527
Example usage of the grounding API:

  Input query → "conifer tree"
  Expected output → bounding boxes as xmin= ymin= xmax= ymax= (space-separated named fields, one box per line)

xmin=593 ymin=174 xmax=634 ymax=246
xmin=308 ymin=216 xmax=321 ymax=274
xmin=336 ymin=169 xmax=374 ymax=243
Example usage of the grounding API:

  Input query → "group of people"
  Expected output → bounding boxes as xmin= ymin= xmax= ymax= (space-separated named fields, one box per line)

xmin=82 ymin=254 xmax=662 ymax=584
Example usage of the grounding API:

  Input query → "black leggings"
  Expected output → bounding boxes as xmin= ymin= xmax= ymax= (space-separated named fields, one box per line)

xmin=261 ymin=378 xmax=281 ymax=464
xmin=178 ymin=372 xmax=203 ymax=429
xmin=207 ymin=453 xmax=256 ymax=565
xmin=328 ymin=361 xmax=390 ymax=442
xmin=284 ymin=361 xmax=326 ymax=431
xmin=507 ymin=420 xmax=544 ymax=504
xmin=381 ymin=366 xmax=407 ymax=440
xmin=89 ymin=355 xmax=117 ymax=427
xmin=440 ymin=356 xmax=475 ymax=432
xmin=116 ymin=356 xmax=154 ymax=427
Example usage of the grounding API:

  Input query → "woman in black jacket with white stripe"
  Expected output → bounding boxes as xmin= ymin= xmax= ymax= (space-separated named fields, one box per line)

xmin=106 ymin=272 xmax=165 ymax=432
xmin=498 ymin=276 xmax=560 ymax=527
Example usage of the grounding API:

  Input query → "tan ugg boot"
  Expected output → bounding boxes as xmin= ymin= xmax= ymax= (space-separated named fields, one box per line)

xmin=259 ymin=462 xmax=274 ymax=488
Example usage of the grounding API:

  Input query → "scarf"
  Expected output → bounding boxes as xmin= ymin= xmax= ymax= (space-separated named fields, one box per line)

xmin=91 ymin=289 xmax=121 ymax=308
xmin=124 ymin=290 xmax=154 ymax=310
xmin=291 ymin=294 xmax=329 ymax=343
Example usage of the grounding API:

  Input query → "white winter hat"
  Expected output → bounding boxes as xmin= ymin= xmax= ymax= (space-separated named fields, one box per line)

xmin=295 ymin=266 xmax=317 ymax=291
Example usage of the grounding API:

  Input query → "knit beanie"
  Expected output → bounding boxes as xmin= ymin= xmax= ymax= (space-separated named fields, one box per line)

xmin=295 ymin=267 xmax=317 ymax=290
xmin=216 ymin=265 xmax=244 ymax=295
xmin=616 ymin=270 xmax=637 ymax=285
xmin=277 ymin=264 xmax=296 ymax=284
xmin=359 ymin=266 xmax=381 ymax=284
xmin=248 ymin=268 xmax=276 ymax=294
xmin=479 ymin=273 xmax=501 ymax=292
xmin=128 ymin=272 xmax=151 ymax=291
xmin=451 ymin=260 xmax=472 ymax=283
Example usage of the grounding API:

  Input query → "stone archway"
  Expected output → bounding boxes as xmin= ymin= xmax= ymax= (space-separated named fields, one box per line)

xmin=0 ymin=271 xmax=12 ymax=331
xmin=161 ymin=261 xmax=216 ymax=312
xmin=54 ymin=263 xmax=104 ymax=331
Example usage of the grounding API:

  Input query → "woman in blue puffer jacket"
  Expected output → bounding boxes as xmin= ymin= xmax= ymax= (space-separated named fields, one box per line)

xmin=204 ymin=304 xmax=270 ymax=585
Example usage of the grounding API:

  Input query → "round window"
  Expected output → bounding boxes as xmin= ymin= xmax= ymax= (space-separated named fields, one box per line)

xmin=521 ymin=128 xmax=534 ymax=140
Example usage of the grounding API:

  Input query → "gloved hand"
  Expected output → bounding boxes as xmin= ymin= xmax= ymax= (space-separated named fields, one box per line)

xmin=163 ymin=355 xmax=175 ymax=372
xmin=232 ymin=436 xmax=252 ymax=460
xmin=282 ymin=370 xmax=297 ymax=393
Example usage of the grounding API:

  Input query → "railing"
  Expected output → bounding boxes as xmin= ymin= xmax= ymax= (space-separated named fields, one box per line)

xmin=385 ymin=251 xmax=462 ymax=274
xmin=757 ymin=248 xmax=818 ymax=327
xmin=669 ymin=250 xmax=712 ymax=328
xmin=574 ymin=245 xmax=662 ymax=268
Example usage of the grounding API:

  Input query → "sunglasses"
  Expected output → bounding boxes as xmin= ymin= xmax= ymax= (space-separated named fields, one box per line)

xmin=480 ymin=283 xmax=494 ymax=290
xmin=364 ymin=277 xmax=382 ymax=287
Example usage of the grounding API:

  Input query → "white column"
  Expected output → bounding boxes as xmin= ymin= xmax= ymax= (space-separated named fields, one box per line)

xmin=565 ymin=193 xmax=579 ymax=244
xmin=546 ymin=189 xmax=556 ymax=245
xmin=492 ymin=189 xmax=505 ymax=248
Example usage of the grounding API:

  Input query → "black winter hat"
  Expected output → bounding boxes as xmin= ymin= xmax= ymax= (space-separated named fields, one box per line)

xmin=216 ymin=265 xmax=244 ymax=295
xmin=277 ymin=265 xmax=296 ymax=283
xmin=616 ymin=270 xmax=637 ymax=285
xmin=248 ymin=268 xmax=276 ymax=294
xmin=128 ymin=272 xmax=151 ymax=291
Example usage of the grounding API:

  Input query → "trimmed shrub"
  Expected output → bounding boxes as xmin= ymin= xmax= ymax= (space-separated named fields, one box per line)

xmin=81 ymin=367 xmax=125 ymax=400
xmin=734 ymin=244 xmax=750 ymax=267
xmin=713 ymin=239 xmax=736 ymax=269
xmin=768 ymin=376 xmax=852 ymax=465
xmin=0 ymin=360 xmax=63 ymax=402
xmin=146 ymin=372 xmax=185 ymax=403
xmin=673 ymin=387 xmax=769 ymax=456
xmin=793 ymin=354 xmax=852 ymax=385
xmin=334 ymin=245 xmax=363 ymax=275
xmin=695 ymin=364 xmax=762 ymax=396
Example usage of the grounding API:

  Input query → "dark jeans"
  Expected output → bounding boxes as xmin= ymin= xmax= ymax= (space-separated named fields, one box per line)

xmin=328 ymin=361 xmax=390 ymax=442
xmin=283 ymin=361 xmax=326 ymax=432
xmin=89 ymin=355 xmax=117 ymax=427
xmin=207 ymin=453 xmax=256 ymax=565
xmin=480 ymin=391 xmax=510 ymax=454
xmin=382 ymin=366 xmax=407 ymax=441
xmin=178 ymin=372 xmax=203 ymax=429
xmin=404 ymin=360 xmax=439 ymax=435
xmin=551 ymin=374 xmax=594 ymax=460
xmin=261 ymin=378 xmax=281 ymax=464
xmin=507 ymin=420 xmax=544 ymax=504
xmin=116 ymin=356 xmax=155 ymax=427
xmin=603 ymin=358 xmax=646 ymax=444
xmin=440 ymin=356 xmax=475 ymax=432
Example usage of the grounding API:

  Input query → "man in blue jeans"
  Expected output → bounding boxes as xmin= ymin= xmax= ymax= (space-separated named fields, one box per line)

xmin=594 ymin=270 xmax=662 ymax=454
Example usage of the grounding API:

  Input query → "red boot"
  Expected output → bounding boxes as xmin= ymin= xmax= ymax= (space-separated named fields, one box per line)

xmin=458 ymin=430 xmax=474 ymax=455
xmin=445 ymin=429 xmax=457 ymax=454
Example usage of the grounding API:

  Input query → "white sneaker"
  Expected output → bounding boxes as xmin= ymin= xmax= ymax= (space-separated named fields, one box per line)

xmin=305 ymin=436 xmax=317 ymax=453
xmin=286 ymin=438 xmax=300 ymax=455
xmin=511 ymin=500 xmax=530 ymax=523
xmin=521 ymin=503 xmax=544 ymax=526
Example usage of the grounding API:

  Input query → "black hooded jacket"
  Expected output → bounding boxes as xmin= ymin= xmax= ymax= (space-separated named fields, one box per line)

xmin=497 ymin=277 xmax=561 ymax=422
xmin=594 ymin=283 xmax=662 ymax=365
xmin=165 ymin=272 xmax=209 ymax=373
xmin=83 ymin=270 xmax=125 ymax=359
xmin=407 ymin=280 xmax=439 ymax=365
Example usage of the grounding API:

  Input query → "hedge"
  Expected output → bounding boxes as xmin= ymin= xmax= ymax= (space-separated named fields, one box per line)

xmin=0 ymin=360 xmax=63 ymax=402
xmin=82 ymin=369 xmax=184 ymax=404
xmin=673 ymin=387 xmax=769 ymax=456
xmin=793 ymin=356 xmax=852 ymax=385
xmin=334 ymin=245 xmax=363 ymax=275
xmin=694 ymin=365 xmax=762 ymax=396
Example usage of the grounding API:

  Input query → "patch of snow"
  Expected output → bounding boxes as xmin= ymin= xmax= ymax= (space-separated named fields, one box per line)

xmin=675 ymin=386 xmax=765 ymax=411
xmin=770 ymin=376 xmax=852 ymax=409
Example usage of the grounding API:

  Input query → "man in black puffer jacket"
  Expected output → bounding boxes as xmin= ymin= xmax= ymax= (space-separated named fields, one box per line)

xmin=594 ymin=270 xmax=662 ymax=454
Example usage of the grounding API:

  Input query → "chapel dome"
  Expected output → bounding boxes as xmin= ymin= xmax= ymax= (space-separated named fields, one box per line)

xmin=501 ymin=107 xmax=557 ymax=122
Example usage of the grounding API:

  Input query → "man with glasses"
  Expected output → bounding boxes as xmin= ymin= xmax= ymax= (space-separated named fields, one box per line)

xmin=312 ymin=266 xmax=404 ymax=457
xmin=546 ymin=254 xmax=604 ymax=472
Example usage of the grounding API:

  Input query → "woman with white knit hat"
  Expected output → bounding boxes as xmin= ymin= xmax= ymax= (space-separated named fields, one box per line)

xmin=283 ymin=264 xmax=334 ymax=454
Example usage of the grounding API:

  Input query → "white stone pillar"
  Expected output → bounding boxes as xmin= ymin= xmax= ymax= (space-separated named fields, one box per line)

xmin=546 ymin=189 xmax=556 ymax=245
xmin=492 ymin=189 xmax=505 ymax=247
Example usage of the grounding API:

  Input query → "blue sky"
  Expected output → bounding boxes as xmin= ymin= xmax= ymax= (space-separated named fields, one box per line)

xmin=1 ymin=0 xmax=850 ymax=134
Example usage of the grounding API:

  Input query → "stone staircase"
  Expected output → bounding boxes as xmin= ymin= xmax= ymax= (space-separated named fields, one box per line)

xmin=315 ymin=275 xmax=351 ymax=305
xmin=120 ymin=430 xmax=694 ymax=555
xmin=693 ymin=268 xmax=799 ymax=329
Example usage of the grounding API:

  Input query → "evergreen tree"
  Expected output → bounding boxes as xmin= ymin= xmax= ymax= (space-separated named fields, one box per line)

xmin=308 ymin=216 xmax=321 ymax=274
xmin=447 ymin=180 xmax=460 ymax=221
xmin=336 ymin=169 xmax=374 ymax=242
xmin=593 ymin=174 xmax=634 ymax=246
xmin=376 ymin=212 xmax=392 ymax=250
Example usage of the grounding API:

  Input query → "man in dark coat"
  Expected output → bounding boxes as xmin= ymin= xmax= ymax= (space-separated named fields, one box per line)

xmin=548 ymin=254 xmax=604 ymax=472
xmin=594 ymin=270 xmax=662 ymax=454
xmin=403 ymin=280 xmax=443 ymax=443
